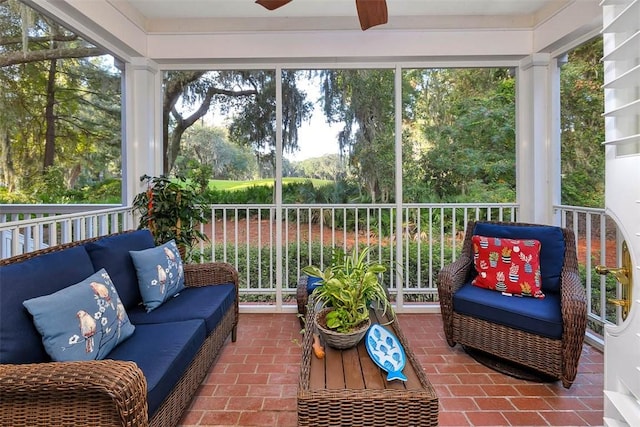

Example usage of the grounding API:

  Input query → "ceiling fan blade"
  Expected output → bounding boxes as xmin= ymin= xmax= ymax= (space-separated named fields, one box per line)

xmin=255 ymin=0 xmax=292 ymax=11
xmin=355 ymin=0 xmax=388 ymax=30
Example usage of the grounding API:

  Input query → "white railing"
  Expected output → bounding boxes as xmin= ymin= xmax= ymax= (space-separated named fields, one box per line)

xmin=0 ymin=204 xmax=119 ymax=223
xmin=200 ymin=203 xmax=518 ymax=310
xmin=0 ymin=206 xmax=133 ymax=259
xmin=0 ymin=203 xmax=616 ymax=347
xmin=555 ymin=204 xmax=619 ymax=347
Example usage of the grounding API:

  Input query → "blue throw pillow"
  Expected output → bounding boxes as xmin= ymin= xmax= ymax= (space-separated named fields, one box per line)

xmin=129 ymin=240 xmax=185 ymax=312
xmin=22 ymin=268 xmax=135 ymax=362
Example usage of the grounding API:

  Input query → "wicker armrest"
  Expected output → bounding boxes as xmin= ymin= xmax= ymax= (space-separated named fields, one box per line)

xmin=560 ymin=270 xmax=588 ymax=339
xmin=184 ymin=262 xmax=239 ymax=288
xmin=559 ymin=270 xmax=588 ymax=385
xmin=297 ymin=275 xmax=309 ymax=320
xmin=0 ymin=360 xmax=148 ymax=427
xmin=436 ymin=254 xmax=473 ymax=347
xmin=561 ymin=270 xmax=588 ymax=311
xmin=437 ymin=255 xmax=474 ymax=295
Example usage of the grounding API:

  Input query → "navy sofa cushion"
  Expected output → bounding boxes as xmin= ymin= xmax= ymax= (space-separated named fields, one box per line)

xmin=306 ymin=275 xmax=323 ymax=294
xmin=106 ymin=319 xmax=207 ymax=417
xmin=453 ymin=281 xmax=562 ymax=340
xmin=85 ymin=230 xmax=155 ymax=309
xmin=473 ymin=222 xmax=566 ymax=294
xmin=127 ymin=284 xmax=236 ymax=334
xmin=0 ymin=246 xmax=95 ymax=364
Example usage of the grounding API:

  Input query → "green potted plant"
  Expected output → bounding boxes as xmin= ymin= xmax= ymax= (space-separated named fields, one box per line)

xmin=132 ymin=174 xmax=210 ymax=261
xmin=302 ymin=246 xmax=393 ymax=349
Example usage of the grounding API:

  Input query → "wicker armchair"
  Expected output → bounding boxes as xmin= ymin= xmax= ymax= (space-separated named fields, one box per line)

xmin=437 ymin=221 xmax=587 ymax=388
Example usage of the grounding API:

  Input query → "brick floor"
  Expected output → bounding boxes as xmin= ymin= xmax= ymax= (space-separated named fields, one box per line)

xmin=178 ymin=312 xmax=604 ymax=426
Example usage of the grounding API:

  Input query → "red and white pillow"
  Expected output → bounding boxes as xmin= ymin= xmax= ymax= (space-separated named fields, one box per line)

xmin=471 ymin=235 xmax=544 ymax=298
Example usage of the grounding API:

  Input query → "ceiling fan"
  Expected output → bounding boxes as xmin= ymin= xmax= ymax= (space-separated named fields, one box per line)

xmin=255 ymin=0 xmax=388 ymax=31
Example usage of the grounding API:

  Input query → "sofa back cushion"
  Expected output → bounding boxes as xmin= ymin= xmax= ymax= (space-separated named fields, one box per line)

xmin=472 ymin=222 xmax=566 ymax=294
xmin=85 ymin=230 xmax=155 ymax=309
xmin=0 ymin=246 xmax=95 ymax=364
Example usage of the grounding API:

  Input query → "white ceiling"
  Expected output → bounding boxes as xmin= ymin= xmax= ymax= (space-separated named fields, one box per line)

xmin=112 ymin=0 xmax=573 ymax=32
xmin=32 ymin=0 xmax=599 ymax=62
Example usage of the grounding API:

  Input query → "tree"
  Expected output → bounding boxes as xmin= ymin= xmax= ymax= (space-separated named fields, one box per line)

xmin=560 ymin=37 xmax=604 ymax=207
xmin=164 ymin=71 xmax=257 ymax=172
xmin=227 ymin=70 xmax=313 ymax=175
xmin=0 ymin=0 xmax=120 ymax=197
xmin=415 ymin=68 xmax=517 ymax=202
xmin=296 ymin=154 xmax=345 ymax=181
xmin=165 ymin=69 xmax=312 ymax=175
xmin=173 ymin=125 xmax=258 ymax=180
xmin=0 ymin=1 xmax=103 ymax=68
xmin=320 ymin=69 xmax=397 ymax=202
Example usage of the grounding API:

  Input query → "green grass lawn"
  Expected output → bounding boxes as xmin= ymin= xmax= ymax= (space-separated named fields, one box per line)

xmin=208 ymin=177 xmax=331 ymax=191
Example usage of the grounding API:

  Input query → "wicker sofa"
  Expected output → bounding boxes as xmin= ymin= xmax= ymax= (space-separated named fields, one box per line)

xmin=437 ymin=221 xmax=587 ymax=389
xmin=0 ymin=230 xmax=239 ymax=426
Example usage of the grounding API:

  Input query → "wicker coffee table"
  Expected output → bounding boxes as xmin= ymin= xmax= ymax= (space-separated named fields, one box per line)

xmin=297 ymin=305 xmax=439 ymax=426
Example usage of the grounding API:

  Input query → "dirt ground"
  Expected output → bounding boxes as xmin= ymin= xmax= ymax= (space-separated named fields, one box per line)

xmin=203 ymin=218 xmax=618 ymax=266
xmin=204 ymin=218 xmax=371 ymax=247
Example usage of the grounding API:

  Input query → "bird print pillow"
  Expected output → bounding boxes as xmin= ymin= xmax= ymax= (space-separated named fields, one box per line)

xmin=22 ymin=268 xmax=135 ymax=361
xmin=129 ymin=240 xmax=185 ymax=312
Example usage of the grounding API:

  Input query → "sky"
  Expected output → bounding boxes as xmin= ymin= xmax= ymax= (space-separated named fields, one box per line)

xmin=285 ymin=76 xmax=340 ymax=162
xmin=200 ymin=72 xmax=341 ymax=163
xmin=286 ymin=106 xmax=340 ymax=162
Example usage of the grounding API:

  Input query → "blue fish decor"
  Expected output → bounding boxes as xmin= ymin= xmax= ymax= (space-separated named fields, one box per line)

xmin=365 ymin=324 xmax=407 ymax=382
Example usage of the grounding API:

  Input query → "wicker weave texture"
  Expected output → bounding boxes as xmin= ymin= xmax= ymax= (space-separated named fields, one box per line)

xmin=0 ymin=230 xmax=240 ymax=426
xmin=297 ymin=275 xmax=309 ymax=326
xmin=0 ymin=360 xmax=149 ymax=427
xmin=437 ymin=221 xmax=587 ymax=389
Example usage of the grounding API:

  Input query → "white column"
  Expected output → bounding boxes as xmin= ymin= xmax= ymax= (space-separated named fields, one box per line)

xmin=549 ymin=57 xmax=562 ymax=226
xmin=275 ymin=67 xmax=284 ymax=311
xmin=515 ymin=53 xmax=561 ymax=225
xmin=394 ymin=65 xmax=404 ymax=312
xmin=122 ymin=57 xmax=163 ymax=206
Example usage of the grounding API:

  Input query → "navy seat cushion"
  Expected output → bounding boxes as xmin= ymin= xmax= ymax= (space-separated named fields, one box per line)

xmin=106 ymin=319 xmax=206 ymax=417
xmin=0 ymin=246 xmax=95 ymax=364
xmin=473 ymin=222 xmax=566 ymax=294
xmin=306 ymin=276 xmax=323 ymax=294
xmin=453 ymin=282 xmax=562 ymax=340
xmin=85 ymin=230 xmax=155 ymax=309
xmin=127 ymin=284 xmax=236 ymax=334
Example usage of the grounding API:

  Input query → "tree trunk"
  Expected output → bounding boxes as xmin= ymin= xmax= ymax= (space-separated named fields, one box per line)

xmin=162 ymin=71 xmax=257 ymax=173
xmin=167 ymin=122 xmax=185 ymax=173
xmin=67 ymin=163 xmax=81 ymax=188
xmin=0 ymin=127 xmax=15 ymax=191
xmin=43 ymin=58 xmax=57 ymax=170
